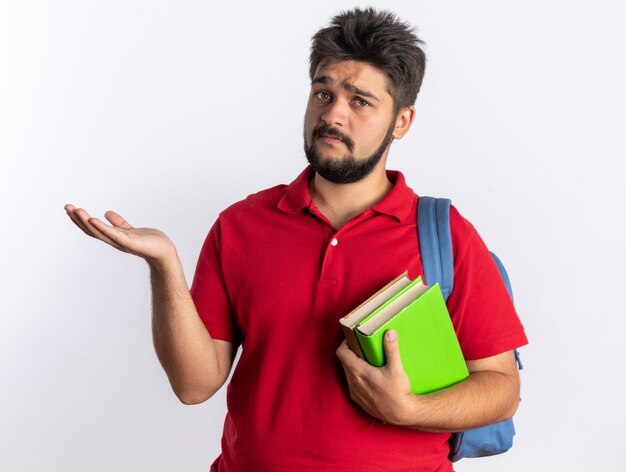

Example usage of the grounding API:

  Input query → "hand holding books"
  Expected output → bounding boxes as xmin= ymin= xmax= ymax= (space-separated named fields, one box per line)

xmin=336 ymin=328 xmax=416 ymax=426
xmin=339 ymin=272 xmax=469 ymax=395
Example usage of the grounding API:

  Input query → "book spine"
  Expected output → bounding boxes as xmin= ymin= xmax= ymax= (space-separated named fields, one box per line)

xmin=354 ymin=330 xmax=385 ymax=367
xmin=341 ymin=325 xmax=365 ymax=359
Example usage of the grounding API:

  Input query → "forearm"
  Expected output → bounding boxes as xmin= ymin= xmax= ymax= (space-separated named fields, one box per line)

xmin=401 ymin=369 xmax=519 ymax=433
xmin=338 ymin=332 xmax=521 ymax=433
xmin=148 ymin=254 xmax=226 ymax=404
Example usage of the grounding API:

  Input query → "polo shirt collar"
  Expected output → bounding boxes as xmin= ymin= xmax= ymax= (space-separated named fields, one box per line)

xmin=277 ymin=166 xmax=314 ymax=214
xmin=277 ymin=166 xmax=414 ymax=223
xmin=372 ymin=169 xmax=414 ymax=222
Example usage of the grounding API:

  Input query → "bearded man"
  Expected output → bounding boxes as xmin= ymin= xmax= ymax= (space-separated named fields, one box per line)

xmin=66 ymin=8 xmax=527 ymax=471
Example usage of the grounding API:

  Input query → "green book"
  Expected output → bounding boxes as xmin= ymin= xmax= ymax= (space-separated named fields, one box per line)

xmin=340 ymin=273 xmax=469 ymax=395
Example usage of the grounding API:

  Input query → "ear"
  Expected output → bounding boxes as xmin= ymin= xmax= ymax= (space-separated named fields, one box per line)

xmin=392 ymin=105 xmax=416 ymax=140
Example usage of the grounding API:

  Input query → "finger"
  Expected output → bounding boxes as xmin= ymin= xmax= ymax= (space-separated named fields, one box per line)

xmin=74 ymin=208 xmax=105 ymax=237
xmin=337 ymin=342 xmax=372 ymax=379
xmin=65 ymin=206 xmax=97 ymax=237
xmin=383 ymin=329 xmax=404 ymax=374
xmin=66 ymin=210 xmax=94 ymax=237
xmin=336 ymin=342 xmax=349 ymax=365
xmin=87 ymin=217 xmax=127 ymax=251
xmin=74 ymin=209 xmax=126 ymax=250
xmin=336 ymin=340 xmax=361 ymax=365
xmin=104 ymin=210 xmax=133 ymax=230
xmin=66 ymin=206 xmax=126 ymax=252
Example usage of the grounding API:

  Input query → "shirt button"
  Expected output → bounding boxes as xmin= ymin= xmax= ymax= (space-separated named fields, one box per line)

xmin=331 ymin=238 xmax=338 ymax=246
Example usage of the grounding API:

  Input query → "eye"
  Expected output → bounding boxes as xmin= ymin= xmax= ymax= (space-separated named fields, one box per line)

xmin=314 ymin=91 xmax=331 ymax=102
xmin=353 ymin=98 xmax=371 ymax=108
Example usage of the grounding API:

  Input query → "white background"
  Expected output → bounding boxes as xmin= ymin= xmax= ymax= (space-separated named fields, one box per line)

xmin=1 ymin=1 xmax=624 ymax=470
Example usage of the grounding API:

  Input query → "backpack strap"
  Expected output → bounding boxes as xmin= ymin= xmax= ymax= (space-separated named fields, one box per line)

xmin=417 ymin=196 xmax=524 ymax=371
xmin=417 ymin=196 xmax=454 ymax=301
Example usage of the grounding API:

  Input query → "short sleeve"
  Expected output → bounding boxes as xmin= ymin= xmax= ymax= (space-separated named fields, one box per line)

xmin=446 ymin=206 xmax=528 ymax=360
xmin=190 ymin=218 xmax=243 ymax=345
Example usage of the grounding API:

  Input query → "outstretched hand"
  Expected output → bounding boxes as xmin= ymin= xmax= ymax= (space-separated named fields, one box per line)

xmin=336 ymin=329 xmax=415 ymax=426
xmin=64 ymin=204 xmax=177 ymax=265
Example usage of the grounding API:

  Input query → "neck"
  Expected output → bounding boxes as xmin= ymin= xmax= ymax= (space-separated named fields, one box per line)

xmin=309 ymin=161 xmax=393 ymax=230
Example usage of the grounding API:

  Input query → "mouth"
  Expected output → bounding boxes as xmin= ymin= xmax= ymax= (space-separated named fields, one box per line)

xmin=319 ymin=134 xmax=344 ymax=145
xmin=311 ymin=125 xmax=354 ymax=152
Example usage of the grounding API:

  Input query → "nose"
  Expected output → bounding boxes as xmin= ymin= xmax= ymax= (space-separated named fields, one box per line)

xmin=321 ymin=97 xmax=349 ymax=127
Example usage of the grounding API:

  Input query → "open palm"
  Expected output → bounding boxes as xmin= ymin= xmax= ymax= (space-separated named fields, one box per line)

xmin=64 ymin=204 xmax=177 ymax=264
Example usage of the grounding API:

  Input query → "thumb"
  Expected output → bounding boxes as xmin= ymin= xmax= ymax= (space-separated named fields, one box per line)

xmin=383 ymin=329 xmax=404 ymax=373
xmin=104 ymin=211 xmax=133 ymax=230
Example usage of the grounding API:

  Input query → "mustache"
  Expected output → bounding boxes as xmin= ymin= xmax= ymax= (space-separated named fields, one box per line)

xmin=312 ymin=125 xmax=355 ymax=152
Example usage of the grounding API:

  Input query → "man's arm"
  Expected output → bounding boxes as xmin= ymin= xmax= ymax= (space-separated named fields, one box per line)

xmin=336 ymin=329 xmax=519 ymax=432
xmin=65 ymin=204 xmax=235 ymax=404
xmin=149 ymin=255 xmax=236 ymax=404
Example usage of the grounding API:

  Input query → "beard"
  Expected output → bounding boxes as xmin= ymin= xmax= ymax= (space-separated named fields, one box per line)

xmin=304 ymin=120 xmax=396 ymax=184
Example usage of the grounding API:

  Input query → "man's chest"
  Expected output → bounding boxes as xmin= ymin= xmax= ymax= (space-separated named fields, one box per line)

xmin=219 ymin=211 xmax=424 ymax=341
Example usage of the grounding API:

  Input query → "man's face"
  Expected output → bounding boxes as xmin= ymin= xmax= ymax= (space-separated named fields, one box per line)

xmin=303 ymin=59 xmax=399 ymax=184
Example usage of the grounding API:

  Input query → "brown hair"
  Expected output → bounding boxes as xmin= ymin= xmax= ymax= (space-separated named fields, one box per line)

xmin=309 ymin=7 xmax=427 ymax=110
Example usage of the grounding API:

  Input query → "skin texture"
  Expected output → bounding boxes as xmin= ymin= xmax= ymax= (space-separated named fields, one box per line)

xmin=304 ymin=59 xmax=415 ymax=229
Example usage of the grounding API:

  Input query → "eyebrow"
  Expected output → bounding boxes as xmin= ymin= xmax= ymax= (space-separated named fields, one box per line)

xmin=311 ymin=76 xmax=380 ymax=101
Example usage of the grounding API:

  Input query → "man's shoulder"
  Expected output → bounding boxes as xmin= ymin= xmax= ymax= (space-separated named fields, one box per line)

xmin=219 ymin=167 xmax=311 ymax=221
xmin=220 ymin=183 xmax=289 ymax=219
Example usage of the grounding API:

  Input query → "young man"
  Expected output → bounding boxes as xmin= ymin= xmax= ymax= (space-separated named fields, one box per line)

xmin=65 ymin=8 xmax=527 ymax=471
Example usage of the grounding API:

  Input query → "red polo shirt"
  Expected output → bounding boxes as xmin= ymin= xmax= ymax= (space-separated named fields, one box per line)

xmin=190 ymin=166 xmax=528 ymax=472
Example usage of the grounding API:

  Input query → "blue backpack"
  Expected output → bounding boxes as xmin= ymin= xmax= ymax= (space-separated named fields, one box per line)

xmin=417 ymin=196 xmax=523 ymax=462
